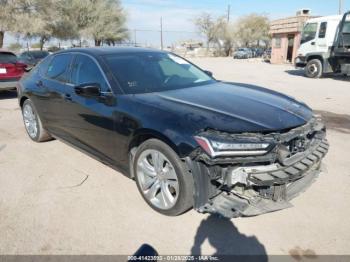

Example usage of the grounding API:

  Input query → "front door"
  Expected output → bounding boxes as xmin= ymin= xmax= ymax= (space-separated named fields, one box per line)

xmin=315 ymin=22 xmax=328 ymax=53
xmin=62 ymin=54 xmax=118 ymax=163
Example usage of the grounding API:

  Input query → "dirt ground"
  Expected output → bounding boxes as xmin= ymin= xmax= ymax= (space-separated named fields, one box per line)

xmin=0 ymin=58 xmax=349 ymax=256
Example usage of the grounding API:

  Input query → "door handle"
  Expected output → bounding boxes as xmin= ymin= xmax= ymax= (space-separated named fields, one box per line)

xmin=36 ymin=80 xmax=43 ymax=87
xmin=64 ymin=93 xmax=72 ymax=101
xmin=311 ymin=42 xmax=316 ymax=45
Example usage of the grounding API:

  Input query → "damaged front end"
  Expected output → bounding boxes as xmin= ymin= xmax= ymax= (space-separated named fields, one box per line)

xmin=185 ymin=117 xmax=329 ymax=218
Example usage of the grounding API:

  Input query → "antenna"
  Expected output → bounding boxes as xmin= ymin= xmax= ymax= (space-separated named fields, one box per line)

xmin=160 ymin=17 xmax=164 ymax=50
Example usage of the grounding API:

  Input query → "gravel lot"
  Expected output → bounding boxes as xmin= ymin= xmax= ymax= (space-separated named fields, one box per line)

xmin=0 ymin=58 xmax=350 ymax=256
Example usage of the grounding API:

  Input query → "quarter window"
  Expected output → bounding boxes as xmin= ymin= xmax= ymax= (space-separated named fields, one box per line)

xmin=71 ymin=55 xmax=109 ymax=92
xmin=46 ymin=54 xmax=72 ymax=82
xmin=319 ymin=22 xmax=327 ymax=38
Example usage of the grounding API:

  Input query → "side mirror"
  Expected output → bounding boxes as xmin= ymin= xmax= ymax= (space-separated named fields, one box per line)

xmin=75 ymin=83 xmax=101 ymax=97
xmin=204 ymin=70 xmax=213 ymax=77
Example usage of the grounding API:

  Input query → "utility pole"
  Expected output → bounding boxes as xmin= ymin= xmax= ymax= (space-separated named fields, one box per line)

xmin=134 ymin=29 xmax=137 ymax=46
xmin=160 ymin=17 xmax=164 ymax=50
xmin=227 ymin=4 xmax=231 ymax=22
xmin=339 ymin=0 xmax=343 ymax=14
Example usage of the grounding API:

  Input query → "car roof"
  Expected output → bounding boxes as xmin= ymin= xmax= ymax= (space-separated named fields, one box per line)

xmin=307 ymin=15 xmax=343 ymax=23
xmin=26 ymin=50 xmax=49 ymax=53
xmin=55 ymin=47 xmax=168 ymax=57
xmin=0 ymin=49 xmax=16 ymax=55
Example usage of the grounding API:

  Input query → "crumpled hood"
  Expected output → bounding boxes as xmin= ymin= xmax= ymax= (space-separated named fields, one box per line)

xmin=135 ymin=82 xmax=313 ymax=133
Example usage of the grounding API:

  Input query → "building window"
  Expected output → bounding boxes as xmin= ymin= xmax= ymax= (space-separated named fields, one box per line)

xmin=274 ymin=37 xmax=281 ymax=48
xmin=318 ymin=22 xmax=327 ymax=38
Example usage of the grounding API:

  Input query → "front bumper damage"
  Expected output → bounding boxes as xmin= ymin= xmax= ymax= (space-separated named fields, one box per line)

xmin=185 ymin=118 xmax=329 ymax=218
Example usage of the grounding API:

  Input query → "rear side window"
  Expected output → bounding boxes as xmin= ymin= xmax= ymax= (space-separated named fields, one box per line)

xmin=37 ymin=56 xmax=53 ymax=76
xmin=46 ymin=54 xmax=72 ymax=82
xmin=0 ymin=52 xmax=17 ymax=63
xmin=318 ymin=22 xmax=327 ymax=38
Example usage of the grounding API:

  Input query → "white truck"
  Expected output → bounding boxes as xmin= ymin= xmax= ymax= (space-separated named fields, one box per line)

xmin=295 ymin=11 xmax=350 ymax=78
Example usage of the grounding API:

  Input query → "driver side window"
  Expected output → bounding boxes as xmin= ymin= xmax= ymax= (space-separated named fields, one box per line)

xmin=71 ymin=54 xmax=110 ymax=92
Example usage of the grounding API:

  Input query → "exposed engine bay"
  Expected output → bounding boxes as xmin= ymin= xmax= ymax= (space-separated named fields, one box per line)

xmin=185 ymin=117 xmax=329 ymax=218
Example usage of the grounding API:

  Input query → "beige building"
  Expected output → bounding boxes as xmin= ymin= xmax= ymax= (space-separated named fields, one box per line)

xmin=270 ymin=10 xmax=317 ymax=64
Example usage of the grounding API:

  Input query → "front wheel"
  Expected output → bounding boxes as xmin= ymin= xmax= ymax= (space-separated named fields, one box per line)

xmin=305 ymin=59 xmax=323 ymax=78
xmin=133 ymin=139 xmax=194 ymax=216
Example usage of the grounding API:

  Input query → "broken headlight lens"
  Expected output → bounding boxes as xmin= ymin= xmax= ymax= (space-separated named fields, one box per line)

xmin=194 ymin=136 xmax=271 ymax=157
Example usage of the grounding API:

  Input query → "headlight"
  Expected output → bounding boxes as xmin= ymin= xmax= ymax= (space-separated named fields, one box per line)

xmin=194 ymin=136 xmax=271 ymax=157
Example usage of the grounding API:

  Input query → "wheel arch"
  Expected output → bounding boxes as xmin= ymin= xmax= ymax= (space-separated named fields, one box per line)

xmin=19 ymin=96 xmax=29 ymax=108
xmin=128 ymin=129 xmax=182 ymax=179
xmin=129 ymin=129 xmax=180 ymax=155
xmin=306 ymin=55 xmax=324 ymax=64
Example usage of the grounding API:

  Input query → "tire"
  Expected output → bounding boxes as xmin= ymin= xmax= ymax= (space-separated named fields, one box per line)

xmin=305 ymin=59 xmax=323 ymax=78
xmin=133 ymin=139 xmax=194 ymax=216
xmin=22 ymin=99 xmax=52 ymax=142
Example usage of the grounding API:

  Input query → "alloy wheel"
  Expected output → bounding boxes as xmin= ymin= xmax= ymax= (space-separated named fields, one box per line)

xmin=136 ymin=149 xmax=179 ymax=210
xmin=23 ymin=103 xmax=38 ymax=138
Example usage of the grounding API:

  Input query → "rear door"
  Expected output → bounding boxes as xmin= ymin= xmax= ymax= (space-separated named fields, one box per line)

xmin=62 ymin=53 xmax=118 ymax=162
xmin=39 ymin=53 xmax=73 ymax=136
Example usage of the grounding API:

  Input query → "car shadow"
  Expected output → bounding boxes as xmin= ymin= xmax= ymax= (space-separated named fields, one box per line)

xmin=190 ymin=215 xmax=267 ymax=260
xmin=285 ymin=69 xmax=350 ymax=81
xmin=0 ymin=90 xmax=17 ymax=100
xmin=314 ymin=110 xmax=350 ymax=134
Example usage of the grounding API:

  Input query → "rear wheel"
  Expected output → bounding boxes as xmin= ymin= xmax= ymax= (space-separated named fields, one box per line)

xmin=22 ymin=99 xmax=52 ymax=142
xmin=305 ymin=59 xmax=323 ymax=78
xmin=133 ymin=139 xmax=194 ymax=216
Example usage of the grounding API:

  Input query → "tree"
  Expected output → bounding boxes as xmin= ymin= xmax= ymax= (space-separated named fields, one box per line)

xmin=234 ymin=14 xmax=270 ymax=47
xmin=18 ymin=0 xmax=77 ymax=50
xmin=194 ymin=13 xmax=235 ymax=56
xmin=1 ymin=0 xmax=128 ymax=49
xmin=86 ymin=0 xmax=128 ymax=46
xmin=194 ymin=13 xmax=219 ymax=50
xmin=66 ymin=0 xmax=128 ymax=46
xmin=0 ymin=0 xmax=32 ymax=48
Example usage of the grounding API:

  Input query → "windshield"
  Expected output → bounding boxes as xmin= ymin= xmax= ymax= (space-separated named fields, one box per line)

xmin=343 ymin=21 xmax=350 ymax=33
xmin=104 ymin=52 xmax=215 ymax=94
xmin=30 ymin=51 xmax=49 ymax=59
xmin=301 ymin=23 xmax=318 ymax=44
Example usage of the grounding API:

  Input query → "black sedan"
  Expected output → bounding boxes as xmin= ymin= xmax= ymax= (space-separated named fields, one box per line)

xmin=17 ymin=48 xmax=328 ymax=218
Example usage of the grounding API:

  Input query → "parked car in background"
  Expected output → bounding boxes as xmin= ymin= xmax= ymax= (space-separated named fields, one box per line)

xmin=233 ymin=48 xmax=253 ymax=59
xmin=18 ymin=50 xmax=49 ymax=69
xmin=17 ymin=47 xmax=328 ymax=218
xmin=263 ymin=48 xmax=272 ymax=62
xmin=253 ymin=48 xmax=265 ymax=57
xmin=0 ymin=50 xmax=27 ymax=91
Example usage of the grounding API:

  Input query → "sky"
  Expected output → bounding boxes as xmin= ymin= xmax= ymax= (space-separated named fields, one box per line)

xmin=122 ymin=0 xmax=350 ymax=47
xmin=3 ymin=0 xmax=350 ymax=48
